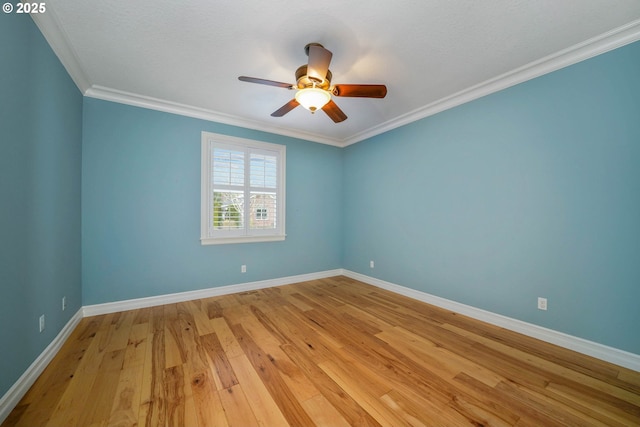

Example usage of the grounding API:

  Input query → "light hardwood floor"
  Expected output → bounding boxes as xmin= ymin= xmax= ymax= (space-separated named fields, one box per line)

xmin=3 ymin=276 xmax=640 ymax=426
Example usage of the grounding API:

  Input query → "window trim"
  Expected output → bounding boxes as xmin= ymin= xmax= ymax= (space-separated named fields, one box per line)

xmin=201 ymin=132 xmax=286 ymax=245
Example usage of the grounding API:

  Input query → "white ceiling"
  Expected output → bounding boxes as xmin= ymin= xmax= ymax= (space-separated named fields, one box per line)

xmin=33 ymin=0 xmax=640 ymax=146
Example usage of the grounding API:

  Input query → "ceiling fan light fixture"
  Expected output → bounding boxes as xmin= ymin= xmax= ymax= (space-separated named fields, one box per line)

xmin=295 ymin=87 xmax=331 ymax=113
xmin=239 ymin=43 xmax=387 ymax=122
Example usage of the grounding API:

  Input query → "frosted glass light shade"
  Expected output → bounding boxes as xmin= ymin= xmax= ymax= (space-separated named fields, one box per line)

xmin=295 ymin=88 xmax=331 ymax=112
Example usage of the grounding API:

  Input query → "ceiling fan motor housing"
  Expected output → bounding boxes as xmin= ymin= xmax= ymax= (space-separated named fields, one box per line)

xmin=295 ymin=65 xmax=332 ymax=89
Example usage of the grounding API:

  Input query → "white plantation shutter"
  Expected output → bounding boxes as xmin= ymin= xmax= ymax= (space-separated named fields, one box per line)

xmin=213 ymin=149 xmax=244 ymax=186
xmin=212 ymin=148 xmax=245 ymax=233
xmin=201 ymin=132 xmax=285 ymax=244
xmin=249 ymin=151 xmax=278 ymax=231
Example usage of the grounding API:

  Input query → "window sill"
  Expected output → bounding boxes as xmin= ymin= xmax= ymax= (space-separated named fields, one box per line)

xmin=200 ymin=235 xmax=286 ymax=245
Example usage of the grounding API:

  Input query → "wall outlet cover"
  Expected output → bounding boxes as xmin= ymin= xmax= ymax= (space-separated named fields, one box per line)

xmin=538 ymin=297 xmax=548 ymax=311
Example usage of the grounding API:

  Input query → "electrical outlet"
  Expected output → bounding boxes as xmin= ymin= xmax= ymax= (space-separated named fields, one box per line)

xmin=62 ymin=296 xmax=67 ymax=311
xmin=370 ymin=260 xmax=375 ymax=269
xmin=537 ymin=297 xmax=548 ymax=311
xmin=39 ymin=315 xmax=45 ymax=332
xmin=241 ymin=264 xmax=247 ymax=273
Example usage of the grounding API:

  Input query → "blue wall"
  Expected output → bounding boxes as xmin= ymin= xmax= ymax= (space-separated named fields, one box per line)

xmin=2 ymin=11 xmax=639 ymax=405
xmin=81 ymin=99 xmax=343 ymax=304
xmin=0 ymin=13 xmax=83 ymax=397
xmin=343 ymin=41 xmax=640 ymax=354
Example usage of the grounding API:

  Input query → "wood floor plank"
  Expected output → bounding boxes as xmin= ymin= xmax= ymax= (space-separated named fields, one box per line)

xmin=43 ymin=325 xmax=105 ymax=427
xmin=76 ymin=349 xmax=126 ymax=427
xmin=200 ymin=332 xmax=239 ymax=390
xmin=123 ymin=321 xmax=149 ymax=369
xmin=319 ymin=359 xmax=407 ymax=427
xmin=14 ymin=322 xmax=98 ymax=426
xmin=4 ymin=276 xmax=639 ymax=427
xmin=175 ymin=302 xmax=212 ymax=377
xmin=190 ymin=376 xmax=228 ymax=427
xmin=218 ymin=384 xmax=260 ymax=427
xmin=205 ymin=299 xmax=224 ymax=319
xmin=280 ymin=342 xmax=382 ymax=427
xmin=378 ymin=391 xmax=431 ymax=427
xmin=163 ymin=304 xmax=187 ymax=369
xmin=17 ymin=316 xmax=99 ymax=408
xmin=373 ymin=331 xmax=518 ymax=423
xmin=138 ymin=308 xmax=166 ymax=427
xmin=227 ymin=354 xmax=291 ymax=427
xmin=162 ymin=363 xmax=199 ymax=427
xmin=106 ymin=365 xmax=144 ymax=427
xmin=230 ymin=323 xmax=316 ymax=426
xmin=240 ymin=311 xmax=321 ymax=402
xmin=105 ymin=311 xmax=136 ymax=353
xmin=301 ymin=393 xmax=351 ymax=427
xmin=619 ymin=368 xmax=640 ymax=388
xmin=182 ymin=352 xmax=224 ymax=426
xmin=545 ymin=381 xmax=639 ymax=427
xmin=210 ymin=317 xmax=245 ymax=359
xmin=444 ymin=322 xmax=640 ymax=405
xmin=495 ymin=379 xmax=613 ymax=427
xmin=163 ymin=365 xmax=185 ymax=427
xmin=262 ymin=304 xmax=338 ymax=365
xmin=377 ymin=326 xmax=505 ymax=387
xmin=182 ymin=299 xmax=216 ymax=337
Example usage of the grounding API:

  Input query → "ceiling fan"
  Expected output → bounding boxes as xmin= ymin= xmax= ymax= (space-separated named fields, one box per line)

xmin=238 ymin=43 xmax=387 ymax=123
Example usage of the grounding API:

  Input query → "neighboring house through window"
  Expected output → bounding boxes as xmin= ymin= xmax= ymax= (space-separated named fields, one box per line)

xmin=201 ymin=132 xmax=286 ymax=245
xmin=256 ymin=207 xmax=268 ymax=220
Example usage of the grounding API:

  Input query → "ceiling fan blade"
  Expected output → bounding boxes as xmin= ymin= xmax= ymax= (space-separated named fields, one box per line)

xmin=322 ymin=100 xmax=347 ymax=123
xmin=238 ymin=76 xmax=294 ymax=89
xmin=307 ymin=44 xmax=333 ymax=83
xmin=271 ymin=99 xmax=300 ymax=117
xmin=332 ymin=84 xmax=387 ymax=98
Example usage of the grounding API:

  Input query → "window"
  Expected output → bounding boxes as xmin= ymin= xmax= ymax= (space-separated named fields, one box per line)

xmin=201 ymin=132 xmax=285 ymax=245
xmin=256 ymin=207 xmax=268 ymax=220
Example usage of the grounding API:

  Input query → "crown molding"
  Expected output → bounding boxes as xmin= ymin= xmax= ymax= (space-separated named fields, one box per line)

xmin=341 ymin=18 xmax=640 ymax=146
xmin=31 ymin=10 xmax=640 ymax=148
xmin=84 ymin=86 xmax=345 ymax=147
xmin=29 ymin=8 xmax=90 ymax=93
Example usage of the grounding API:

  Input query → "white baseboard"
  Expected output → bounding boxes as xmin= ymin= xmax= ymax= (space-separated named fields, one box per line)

xmin=3 ymin=268 xmax=638 ymax=425
xmin=0 ymin=309 xmax=83 ymax=425
xmin=342 ymin=269 xmax=640 ymax=372
xmin=82 ymin=269 xmax=344 ymax=317
xmin=1 ymin=269 xmax=341 ymax=423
